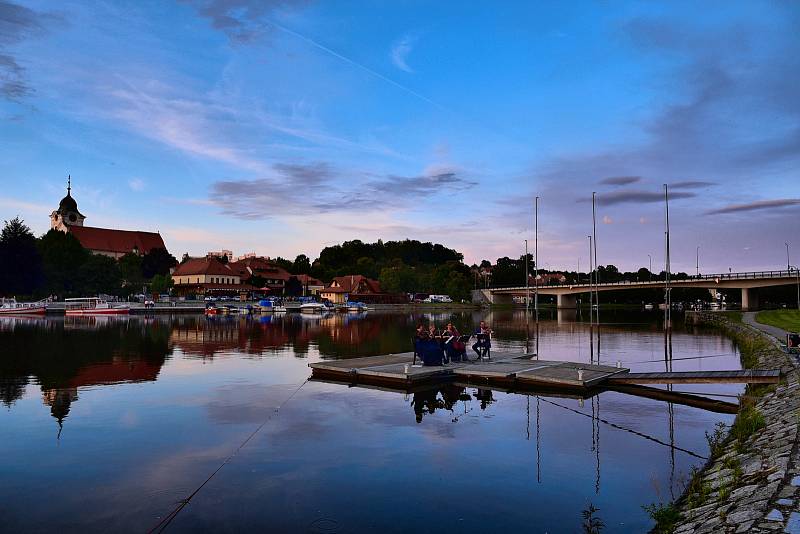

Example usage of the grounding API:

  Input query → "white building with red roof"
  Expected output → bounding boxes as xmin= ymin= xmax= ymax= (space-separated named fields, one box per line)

xmin=50 ymin=177 xmax=167 ymax=259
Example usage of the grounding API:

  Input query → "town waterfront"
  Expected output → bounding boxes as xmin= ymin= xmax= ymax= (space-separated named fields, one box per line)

xmin=0 ymin=310 xmax=743 ymax=532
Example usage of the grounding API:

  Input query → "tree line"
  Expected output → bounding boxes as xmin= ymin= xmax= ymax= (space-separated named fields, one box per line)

xmin=0 ymin=218 xmax=177 ymax=299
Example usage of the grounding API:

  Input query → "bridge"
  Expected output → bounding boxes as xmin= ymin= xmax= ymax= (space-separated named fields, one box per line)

xmin=473 ymin=269 xmax=799 ymax=311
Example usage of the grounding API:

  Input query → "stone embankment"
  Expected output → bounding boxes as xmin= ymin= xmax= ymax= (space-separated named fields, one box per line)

xmin=671 ymin=312 xmax=800 ymax=533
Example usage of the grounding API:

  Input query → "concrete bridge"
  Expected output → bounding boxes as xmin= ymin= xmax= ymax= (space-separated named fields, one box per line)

xmin=473 ymin=269 xmax=799 ymax=311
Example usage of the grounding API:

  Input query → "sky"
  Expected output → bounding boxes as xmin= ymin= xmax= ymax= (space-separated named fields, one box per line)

xmin=1 ymin=1 xmax=798 ymax=274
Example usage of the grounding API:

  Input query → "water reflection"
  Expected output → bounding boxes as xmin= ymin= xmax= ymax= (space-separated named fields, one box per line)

xmin=0 ymin=310 xmax=745 ymax=532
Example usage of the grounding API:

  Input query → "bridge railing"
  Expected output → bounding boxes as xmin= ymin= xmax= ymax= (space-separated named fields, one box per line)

xmin=490 ymin=269 xmax=798 ymax=291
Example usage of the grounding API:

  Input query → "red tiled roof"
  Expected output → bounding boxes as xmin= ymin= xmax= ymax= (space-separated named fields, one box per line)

xmin=229 ymin=257 xmax=292 ymax=281
xmin=296 ymin=274 xmax=324 ymax=286
xmin=173 ymin=257 xmax=236 ymax=276
xmin=68 ymin=225 xmax=166 ymax=255
xmin=325 ymin=275 xmax=382 ymax=294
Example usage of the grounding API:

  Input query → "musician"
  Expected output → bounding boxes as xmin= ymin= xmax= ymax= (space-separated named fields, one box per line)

xmin=472 ymin=320 xmax=492 ymax=359
xmin=445 ymin=322 xmax=467 ymax=362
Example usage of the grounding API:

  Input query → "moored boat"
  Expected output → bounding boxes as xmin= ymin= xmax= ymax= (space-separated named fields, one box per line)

xmin=65 ymin=297 xmax=129 ymax=315
xmin=0 ymin=298 xmax=47 ymax=315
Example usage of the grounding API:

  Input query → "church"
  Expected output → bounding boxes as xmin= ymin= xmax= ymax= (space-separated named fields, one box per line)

xmin=50 ymin=176 xmax=168 ymax=259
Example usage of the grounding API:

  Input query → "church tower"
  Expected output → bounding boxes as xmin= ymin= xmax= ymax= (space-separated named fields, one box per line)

xmin=50 ymin=175 xmax=86 ymax=231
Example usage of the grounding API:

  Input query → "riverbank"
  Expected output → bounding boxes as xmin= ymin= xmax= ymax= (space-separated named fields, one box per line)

xmin=667 ymin=312 xmax=800 ymax=533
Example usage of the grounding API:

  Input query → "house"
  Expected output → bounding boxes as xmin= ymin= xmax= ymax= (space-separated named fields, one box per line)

xmin=320 ymin=275 xmax=406 ymax=304
xmin=171 ymin=255 xmax=254 ymax=297
xmin=295 ymin=274 xmax=325 ymax=296
xmin=536 ymin=272 xmax=567 ymax=285
xmin=228 ymin=256 xmax=292 ymax=294
xmin=50 ymin=177 xmax=167 ymax=259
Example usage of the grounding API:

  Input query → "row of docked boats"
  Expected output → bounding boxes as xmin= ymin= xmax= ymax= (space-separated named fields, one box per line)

xmin=0 ymin=297 xmax=129 ymax=316
xmin=204 ymin=300 xmax=370 ymax=316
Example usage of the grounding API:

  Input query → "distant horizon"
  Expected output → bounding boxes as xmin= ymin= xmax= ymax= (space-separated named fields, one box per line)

xmin=2 ymin=1 xmax=798 ymax=273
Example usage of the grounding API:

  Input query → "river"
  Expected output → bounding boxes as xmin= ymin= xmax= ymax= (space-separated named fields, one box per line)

xmin=0 ymin=310 xmax=743 ymax=532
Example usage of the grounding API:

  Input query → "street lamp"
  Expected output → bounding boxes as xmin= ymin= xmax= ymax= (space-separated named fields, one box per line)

xmin=696 ymin=246 xmax=700 ymax=277
xmin=786 ymin=243 xmax=791 ymax=271
xmin=648 ymin=254 xmax=652 ymax=282
xmin=791 ymin=265 xmax=800 ymax=311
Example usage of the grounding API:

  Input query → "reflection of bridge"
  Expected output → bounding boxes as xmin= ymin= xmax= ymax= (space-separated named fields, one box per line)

xmin=474 ymin=270 xmax=799 ymax=311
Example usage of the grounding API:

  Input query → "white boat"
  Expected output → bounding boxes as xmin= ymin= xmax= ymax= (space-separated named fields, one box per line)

xmin=65 ymin=297 xmax=129 ymax=316
xmin=300 ymin=302 xmax=334 ymax=313
xmin=0 ymin=297 xmax=47 ymax=315
xmin=347 ymin=302 xmax=369 ymax=312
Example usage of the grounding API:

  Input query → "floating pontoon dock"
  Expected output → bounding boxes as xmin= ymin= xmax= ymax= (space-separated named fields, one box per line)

xmin=308 ymin=352 xmax=781 ymax=392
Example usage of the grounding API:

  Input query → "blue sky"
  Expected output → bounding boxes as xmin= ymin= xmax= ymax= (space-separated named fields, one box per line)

xmin=1 ymin=1 xmax=798 ymax=273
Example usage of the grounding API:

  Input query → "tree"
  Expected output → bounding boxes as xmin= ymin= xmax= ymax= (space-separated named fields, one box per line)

xmin=293 ymin=254 xmax=311 ymax=274
xmin=118 ymin=252 xmax=144 ymax=293
xmin=150 ymin=273 xmax=173 ymax=295
xmin=77 ymin=254 xmax=121 ymax=296
xmin=141 ymin=247 xmax=178 ymax=278
xmin=38 ymin=229 xmax=89 ymax=297
xmin=284 ymin=276 xmax=303 ymax=297
xmin=0 ymin=217 xmax=43 ymax=296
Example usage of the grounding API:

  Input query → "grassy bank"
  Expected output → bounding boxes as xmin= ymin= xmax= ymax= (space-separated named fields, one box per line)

xmin=756 ymin=309 xmax=800 ymax=332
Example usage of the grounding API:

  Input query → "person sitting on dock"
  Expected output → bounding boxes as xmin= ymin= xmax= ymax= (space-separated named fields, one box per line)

xmin=472 ymin=320 xmax=492 ymax=359
xmin=445 ymin=323 xmax=468 ymax=362
xmin=415 ymin=323 xmax=445 ymax=366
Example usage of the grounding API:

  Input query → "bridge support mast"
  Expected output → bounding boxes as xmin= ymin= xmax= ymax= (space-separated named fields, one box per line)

xmin=741 ymin=288 xmax=760 ymax=311
xmin=556 ymin=294 xmax=578 ymax=309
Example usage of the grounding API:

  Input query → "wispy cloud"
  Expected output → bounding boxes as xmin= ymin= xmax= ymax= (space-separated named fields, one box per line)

xmin=583 ymin=189 xmax=695 ymax=206
xmin=670 ymin=180 xmax=716 ymax=189
xmin=390 ymin=33 xmax=416 ymax=73
xmin=128 ymin=178 xmax=145 ymax=191
xmin=210 ymin=163 xmax=477 ymax=218
xmin=705 ymin=198 xmax=800 ymax=215
xmin=180 ymin=0 xmax=310 ymax=43
xmin=599 ymin=176 xmax=640 ymax=186
xmin=0 ymin=0 xmax=59 ymax=100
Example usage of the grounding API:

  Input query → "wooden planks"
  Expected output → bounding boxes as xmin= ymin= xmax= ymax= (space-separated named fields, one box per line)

xmin=607 ymin=369 xmax=781 ymax=385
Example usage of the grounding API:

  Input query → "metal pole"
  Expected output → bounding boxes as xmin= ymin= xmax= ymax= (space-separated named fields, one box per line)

xmin=648 ymin=254 xmax=652 ymax=282
xmin=664 ymin=184 xmax=671 ymax=331
xmin=696 ymin=246 xmax=700 ymax=277
xmin=785 ymin=243 xmax=790 ymax=271
xmin=588 ymin=236 xmax=593 ymax=325
xmin=592 ymin=192 xmax=599 ymax=315
xmin=525 ymin=239 xmax=530 ymax=309
xmin=534 ymin=196 xmax=539 ymax=316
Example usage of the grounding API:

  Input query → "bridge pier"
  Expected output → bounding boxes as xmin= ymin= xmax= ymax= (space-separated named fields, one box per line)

xmin=472 ymin=289 xmax=514 ymax=305
xmin=556 ymin=294 xmax=578 ymax=309
xmin=741 ymin=288 xmax=760 ymax=311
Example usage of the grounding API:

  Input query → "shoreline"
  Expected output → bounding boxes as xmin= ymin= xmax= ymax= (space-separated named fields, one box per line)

xmin=666 ymin=312 xmax=799 ymax=533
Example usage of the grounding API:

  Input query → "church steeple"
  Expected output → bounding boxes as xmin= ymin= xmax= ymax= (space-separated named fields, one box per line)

xmin=50 ymin=174 xmax=85 ymax=231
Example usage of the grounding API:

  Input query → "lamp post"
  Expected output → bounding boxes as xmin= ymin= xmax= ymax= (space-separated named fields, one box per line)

xmin=696 ymin=246 xmax=700 ymax=277
xmin=525 ymin=239 xmax=530 ymax=309
xmin=786 ymin=243 xmax=791 ymax=271
xmin=792 ymin=265 xmax=800 ymax=311
xmin=648 ymin=254 xmax=652 ymax=282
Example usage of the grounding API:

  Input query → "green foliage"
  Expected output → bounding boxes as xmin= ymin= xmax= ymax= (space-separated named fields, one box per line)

xmin=119 ymin=252 xmax=144 ymax=291
xmin=581 ymin=503 xmax=604 ymax=533
xmin=642 ymin=502 xmax=681 ymax=534
xmin=141 ymin=247 xmax=178 ymax=278
xmin=293 ymin=254 xmax=312 ymax=274
xmin=285 ymin=276 xmax=303 ymax=297
xmin=705 ymin=421 xmax=728 ymax=459
xmin=38 ymin=229 xmax=89 ymax=296
xmin=0 ymin=217 xmax=43 ymax=296
xmin=78 ymin=254 xmax=121 ymax=296
xmin=731 ymin=402 xmax=766 ymax=446
xmin=756 ymin=309 xmax=800 ymax=333
xmin=150 ymin=273 xmax=173 ymax=295
xmin=685 ymin=466 xmax=712 ymax=509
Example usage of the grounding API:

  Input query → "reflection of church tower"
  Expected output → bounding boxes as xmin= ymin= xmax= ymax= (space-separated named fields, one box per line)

xmin=50 ymin=175 xmax=86 ymax=232
xmin=42 ymin=387 xmax=79 ymax=439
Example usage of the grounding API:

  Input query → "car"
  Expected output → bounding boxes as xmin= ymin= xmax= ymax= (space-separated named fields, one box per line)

xmin=204 ymin=296 xmax=216 ymax=302
xmin=219 ymin=296 xmax=230 ymax=301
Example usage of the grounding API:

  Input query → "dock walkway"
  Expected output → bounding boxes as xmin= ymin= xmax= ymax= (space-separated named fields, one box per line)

xmin=309 ymin=352 xmax=630 ymax=389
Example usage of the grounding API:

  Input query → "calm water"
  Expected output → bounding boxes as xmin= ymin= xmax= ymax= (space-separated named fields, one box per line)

xmin=0 ymin=310 xmax=742 ymax=533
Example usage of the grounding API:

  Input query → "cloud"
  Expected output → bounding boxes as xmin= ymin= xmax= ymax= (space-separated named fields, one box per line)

xmin=390 ymin=33 xmax=416 ymax=73
xmin=128 ymin=178 xmax=145 ymax=191
xmin=211 ymin=163 xmax=477 ymax=219
xmin=0 ymin=1 xmax=59 ymax=100
xmin=602 ymin=215 xmax=613 ymax=224
xmin=585 ymin=189 xmax=695 ymax=206
xmin=599 ymin=176 xmax=640 ymax=186
xmin=705 ymin=198 xmax=800 ymax=215
xmin=181 ymin=0 xmax=309 ymax=43
xmin=669 ymin=180 xmax=716 ymax=189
